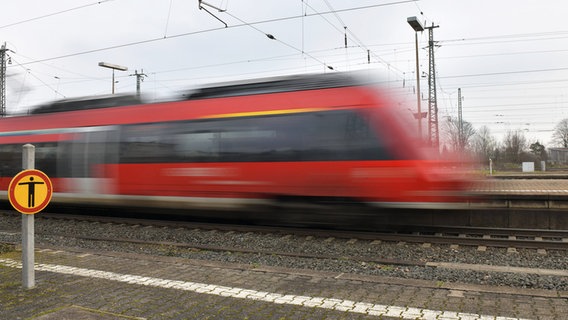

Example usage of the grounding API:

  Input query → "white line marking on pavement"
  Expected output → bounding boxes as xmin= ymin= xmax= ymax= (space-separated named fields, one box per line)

xmin=0 ymin=258 xmax=529 ymax=320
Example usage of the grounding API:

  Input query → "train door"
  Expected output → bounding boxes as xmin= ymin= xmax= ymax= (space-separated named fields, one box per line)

xmin=57 ymin=127 xmax=119 ymax=194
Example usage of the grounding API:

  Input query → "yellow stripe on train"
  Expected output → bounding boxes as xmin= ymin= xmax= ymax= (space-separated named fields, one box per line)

xmin=199 ymin=107 xmax=332 ymax=119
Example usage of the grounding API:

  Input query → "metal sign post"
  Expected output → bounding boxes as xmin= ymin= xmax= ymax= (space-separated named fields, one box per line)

xmin=22 ymin=144 xmax=35 ymax=289
xmin=8 ymin=144 xmax=54 ymax=289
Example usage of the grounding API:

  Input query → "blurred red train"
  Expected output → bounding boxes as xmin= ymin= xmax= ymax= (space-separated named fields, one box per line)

xmin=0 ymin=72 xmax=468 ymax=213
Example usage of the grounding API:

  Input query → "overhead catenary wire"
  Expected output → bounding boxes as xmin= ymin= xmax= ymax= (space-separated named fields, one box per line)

xmin=164 ymin=0 xmax=175 ymax=37
xmin=4 ymin=3 xmax=563 ymax=72
xmin=205 ymin=6 xmax=337 ymax=71
xmin=3 ymin=1 xmax=567 ymax=140
xmin=441 ymin=30 xmax=568 ymax=44
xmin=11 ymin=1 xmax=416 ymax=67
xmin=11 ymin=49 xmax=567 ymax=94
xmin=9 ymin=57 xmax=64 ymax=99
xmin=5 ymin=0 xmax=563 ymax=94
xmin=302 ymin=0 xmax=407 ymax=78
xmin=0 ymin=0 xmax=115 ymax=30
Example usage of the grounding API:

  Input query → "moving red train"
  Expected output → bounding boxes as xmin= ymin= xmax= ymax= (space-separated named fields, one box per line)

xmin=0 ymin=72 xmax=469 ymax=216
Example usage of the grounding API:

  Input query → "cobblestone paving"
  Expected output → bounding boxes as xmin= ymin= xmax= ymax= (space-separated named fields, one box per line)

xmin=1 ymin=248 xmax=566 ymax=319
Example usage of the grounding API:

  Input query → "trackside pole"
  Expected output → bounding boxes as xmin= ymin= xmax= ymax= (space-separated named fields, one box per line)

xmin=22 ymin=144 xmax=35 ymax=289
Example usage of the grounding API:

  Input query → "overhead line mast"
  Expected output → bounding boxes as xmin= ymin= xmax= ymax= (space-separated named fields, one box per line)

xmin=0 ymin=42 xmax=8 ymax=117
xmin=130 ymin=69 xmax=148 ymax=97
xmin=426 ymin=23 xmax=440 ymax=149
xmin=458 ymin=88 xmax=464 ymax=150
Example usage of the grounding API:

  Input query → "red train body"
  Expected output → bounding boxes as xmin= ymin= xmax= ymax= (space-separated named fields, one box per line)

xmin=0 ymin=73 xmax=468 ymax=211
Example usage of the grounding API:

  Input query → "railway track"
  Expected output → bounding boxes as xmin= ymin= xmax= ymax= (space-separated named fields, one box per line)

xmin=1 ymin=211 xmax=567 ymax=253
xmin=389 ymin=225 xmax=568 ymax=250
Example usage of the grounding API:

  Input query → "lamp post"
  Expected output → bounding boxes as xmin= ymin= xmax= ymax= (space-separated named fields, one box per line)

xmin=98 ymin=62 xmax=128 ymax=94
xmin=407 ymin=16 xmax=424 ymax=139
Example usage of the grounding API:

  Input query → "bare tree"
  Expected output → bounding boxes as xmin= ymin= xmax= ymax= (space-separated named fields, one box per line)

xmin=443 ymin=116 xmax=475 ymax=152
xmin=502 ymin=129 xmax=527 ymax=163
xmin=471 ymin=125 xmax=496 ymax=161
xmin=552 ymin=118 xmax=568 ymax=147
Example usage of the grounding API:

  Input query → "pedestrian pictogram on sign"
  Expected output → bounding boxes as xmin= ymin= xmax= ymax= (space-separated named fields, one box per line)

xmin=9 ymin=169 xmax=53 ymax=214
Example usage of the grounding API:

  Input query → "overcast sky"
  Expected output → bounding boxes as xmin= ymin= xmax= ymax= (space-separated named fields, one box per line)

xmin=2 ymin=0 xmax=568 ymax=146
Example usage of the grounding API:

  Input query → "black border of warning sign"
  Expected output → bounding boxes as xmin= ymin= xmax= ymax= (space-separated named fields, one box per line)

xmin=8 ymin=169 xmax=53 ymax=214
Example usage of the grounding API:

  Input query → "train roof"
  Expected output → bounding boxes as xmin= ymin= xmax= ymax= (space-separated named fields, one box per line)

xmin=182 ymin=72 xmax=376 ymax=100
xmin=25 ymin=72 xmax=378 ymax=115
xmin=29 ymin=94 xmax=143 ymax=115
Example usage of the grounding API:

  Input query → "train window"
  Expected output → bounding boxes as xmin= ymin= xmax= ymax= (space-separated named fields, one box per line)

xmin=118 ymin=109 xmax=391 ymax=163
xmin=280 ymin=110 xmax=390 ymax=161
xmin=219 ymin=129 xmax=278 ymax=161
xmin=171 ymin=118 xmax=290 ymax=162
xmin=175 ymin=131 xmax=219 ymax=161
xmin=120 ymin=123 xmax=177 ymax=163
xmin=35 ymin=143 xmax=58 ymax=176
xmin=0 ymin=142 xmax=58 ymax=177
xmin=0 ymin=144 xmax=22 ymax=177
